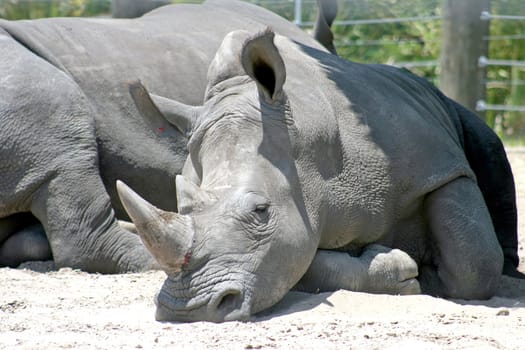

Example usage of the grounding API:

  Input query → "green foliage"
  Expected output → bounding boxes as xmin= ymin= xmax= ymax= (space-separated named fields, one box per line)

xmin=248 ymin=0 xmax=524 ymax=138
xmin=0 ymin=0 xmax=110 ymax=19
xmin=331 ymin=0 xmax=441 ymax=81
xmin=310 ymin=0 xmax=524 ymax=139
xmin=486 ymin=0 xmax=525 ymax=137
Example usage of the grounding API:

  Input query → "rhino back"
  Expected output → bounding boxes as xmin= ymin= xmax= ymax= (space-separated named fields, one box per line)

xmin=0 ymin=1 xmax=324 ymax=106
xmin=274 ymin=40 xmax=473 ymax=248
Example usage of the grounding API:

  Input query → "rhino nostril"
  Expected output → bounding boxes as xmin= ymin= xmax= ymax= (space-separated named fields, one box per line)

xmin=216 ymin=290 xmax=242 ymax=312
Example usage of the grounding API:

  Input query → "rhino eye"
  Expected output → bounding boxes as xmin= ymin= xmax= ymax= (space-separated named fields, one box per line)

xmin=254 ymin=203 xmax=269 ymax=214
xmin=244 ymin=193 xmax=270 ymax=220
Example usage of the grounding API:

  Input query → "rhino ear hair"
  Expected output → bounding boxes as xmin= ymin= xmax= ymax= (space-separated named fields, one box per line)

xmin=128 ymin=80 xmax=200 ymax=137
xmin=241 ymin=29 xmax=286 ymax=102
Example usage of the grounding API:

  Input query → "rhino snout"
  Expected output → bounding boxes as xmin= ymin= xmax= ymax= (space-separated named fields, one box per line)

xmin=155 ymin=283 xmax=250 ymax=323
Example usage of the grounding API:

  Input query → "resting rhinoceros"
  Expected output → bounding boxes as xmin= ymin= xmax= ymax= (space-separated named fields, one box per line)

xmin=0 ymin=0 xmax=332 ymax=272
xmin=118 ymin=28 xmax=522 ymax=322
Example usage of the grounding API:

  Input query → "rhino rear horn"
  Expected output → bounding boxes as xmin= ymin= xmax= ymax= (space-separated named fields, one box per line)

xmin=176 ymin=175 xmax=216 ymax=214
xmin=116 ymin=180 xmax=193 ymax=275
xmin=241 ymin=29 xmax=286 ymax=102
xmin=128 ymin=80 xmax=200 ymax=137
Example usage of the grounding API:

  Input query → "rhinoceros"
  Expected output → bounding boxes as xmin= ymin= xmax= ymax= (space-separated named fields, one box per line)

xmin=118 ymin=28 xmax=522 ymax=322
xmin=0 ymin=0 xmax=334 ymax=272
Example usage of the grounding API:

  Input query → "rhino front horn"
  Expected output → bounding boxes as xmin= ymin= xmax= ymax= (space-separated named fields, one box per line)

xmin=116 ymin=180 xmax=193 ymax=274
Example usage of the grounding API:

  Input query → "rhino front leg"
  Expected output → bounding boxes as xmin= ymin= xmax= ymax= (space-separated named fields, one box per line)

xmin=29 ymin=169 xmax=156 ymax=273
xmin=0 ymin=32 xmax=155 ymax=273
xmin=420 ymin=176 xmax=503 ymax=299
xmin=294 ymin=244 xmax=420 ymax=295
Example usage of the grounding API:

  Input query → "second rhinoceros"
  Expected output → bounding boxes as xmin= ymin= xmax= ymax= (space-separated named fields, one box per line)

xmin=118 ymin=29 xmax=521 ymax=322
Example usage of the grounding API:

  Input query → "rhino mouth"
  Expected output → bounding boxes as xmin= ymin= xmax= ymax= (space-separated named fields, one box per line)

xmin=154 ymin=281 xmax=251 ymax=323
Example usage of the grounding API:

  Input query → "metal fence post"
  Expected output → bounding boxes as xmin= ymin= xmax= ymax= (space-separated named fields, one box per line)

xmin=294 ymin=0 xmax=302 ymax=26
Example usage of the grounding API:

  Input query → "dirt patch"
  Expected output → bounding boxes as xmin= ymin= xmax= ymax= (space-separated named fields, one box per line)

xmin=1 ymin=149 xmax=525 ymax=349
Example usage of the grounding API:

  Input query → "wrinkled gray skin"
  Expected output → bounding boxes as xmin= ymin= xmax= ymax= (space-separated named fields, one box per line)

xmin=119 ymin=29 xmax=518 ymax=323
xmin=0 ymin=0 xmax=331 ymax=272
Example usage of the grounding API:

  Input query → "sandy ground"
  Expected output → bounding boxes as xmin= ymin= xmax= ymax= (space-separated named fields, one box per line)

xmin=2 ymin=149 xmax=525 ymax=350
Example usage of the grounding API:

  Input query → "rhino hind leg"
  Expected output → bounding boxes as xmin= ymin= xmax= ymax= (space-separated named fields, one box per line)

xmin=28 ymin=169 xmax=157 ymax=273
xmin=454 ymin=101 xmax=523 ymax=278
xmin=0 ymin=224 xmax=51 ymax=267
xmin=294 ymin=244 xmax=420 ymax=295
xmin=421 ymin=176 xmax=503 ymax=299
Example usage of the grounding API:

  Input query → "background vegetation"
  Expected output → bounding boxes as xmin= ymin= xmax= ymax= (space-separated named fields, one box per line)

xmin=1 ymin=0 xmax=524 ymax=141
xmin=0 ymin=0 xmax=109 ymax=18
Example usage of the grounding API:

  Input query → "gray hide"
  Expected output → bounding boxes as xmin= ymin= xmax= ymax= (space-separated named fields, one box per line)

xmin=0 ymin=0 xmax=328 ymax=272
xmin=122 ymin=29 xmax=518 ymax=322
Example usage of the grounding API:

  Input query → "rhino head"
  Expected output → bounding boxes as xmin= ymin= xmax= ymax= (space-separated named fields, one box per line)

xmin=118 ymin=30 xmax=319 ymax=322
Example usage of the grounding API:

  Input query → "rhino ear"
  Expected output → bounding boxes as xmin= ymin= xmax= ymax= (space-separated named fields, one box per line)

xmin=241 ymin=29 xmax=286 ymax=102
xmin=128 ymin=80 xmax=200 ymax=137
xmin=314 ymin=0 xmax=338 ymax=55
xmin=205 ymin=30 xmax=251 ymax=97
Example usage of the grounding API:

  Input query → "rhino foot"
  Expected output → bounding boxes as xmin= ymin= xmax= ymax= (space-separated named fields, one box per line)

xmin=0 ymin=224 xmax=52 ymax=267
xmin=361 ymin=244 xmax=421 ymax=295
xmin=294 ymin=244 xmax=420 ymax=295
xmin=84 ymin=227 xmax=161 ymax=273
